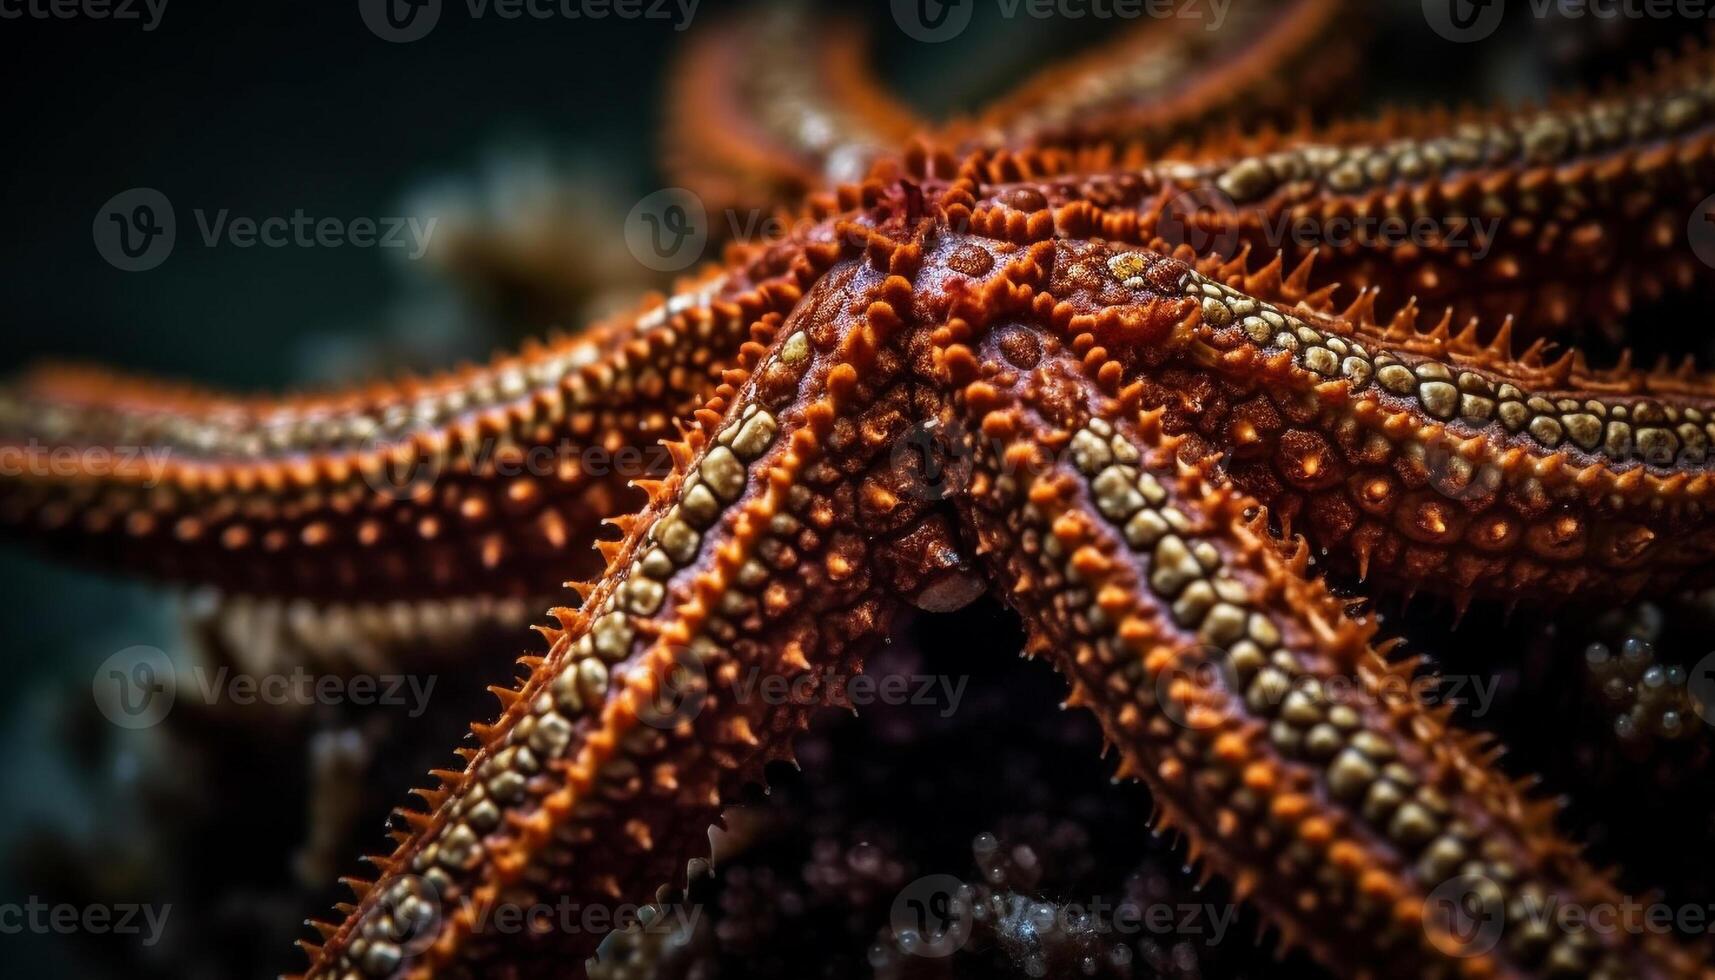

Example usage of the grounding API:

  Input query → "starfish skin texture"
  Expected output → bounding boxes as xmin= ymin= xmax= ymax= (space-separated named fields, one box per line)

xmin=5 ymin=5 xmax=1715 ymax=980
xmin=666 ymin=0 xmax=1358 ymax=218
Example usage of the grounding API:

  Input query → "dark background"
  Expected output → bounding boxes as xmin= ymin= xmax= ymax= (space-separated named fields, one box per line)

xmin=0 ymin=1 xmax=1699 ymax=976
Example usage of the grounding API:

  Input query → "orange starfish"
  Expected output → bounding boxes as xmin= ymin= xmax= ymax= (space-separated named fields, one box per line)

xmin=5 ymin=3 xmax=1715 ymax=977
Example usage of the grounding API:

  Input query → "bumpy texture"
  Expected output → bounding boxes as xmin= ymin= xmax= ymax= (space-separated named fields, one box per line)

xmin=5 ymin=3 xmax=1715 ymax=979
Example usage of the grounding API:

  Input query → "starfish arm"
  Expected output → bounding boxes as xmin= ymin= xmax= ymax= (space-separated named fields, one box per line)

xmin=179 ymin=588 xmax=544 ymax=679
xmin=663 ymin=3 xmax=923 ymax=219
xmin=1151 ymin=253 xmax=1715 ymax=602
xmin=299 ymin=244 xmax=936 ymax=977
xmin=943 ymin=323 xmax=1710 ymax=977
xmin=0 ymin=273 xmax=757 ymax=599
xmin=968 ymin=45 xmax=1715 ymax=334
xmin=926 ymin=160 xmax=1715 ymax=602
xmin=971 ymin=0 xmax=1356 ymax=151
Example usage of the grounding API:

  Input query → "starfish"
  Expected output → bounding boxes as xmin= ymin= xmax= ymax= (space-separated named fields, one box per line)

xmin=6 ymin=3 xmax=1715 ymax=978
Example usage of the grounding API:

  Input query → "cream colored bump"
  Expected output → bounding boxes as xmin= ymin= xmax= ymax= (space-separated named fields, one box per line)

xmin=1636 ymin=427 xmax=1678 ymax=463
xmin=1341 ymin=357 xmax=1372 ymax=387
xmin=1106 ymin=252 xmax=1151 ymax=285
xmin=1247 ymin=667 xmax=1291 ymax=713
xmin=1171 ymin=580 xmax=1216 ymax=626
xmin=1136 ymin=473 xmax=1166 ymax=506
xmin=1200 ymin=603 xmax=1247 ymax=645
xmin=1418 ymin=382 xmax=1458 ymax=420
xmin=730 ymin=411 xmax=779 ymax=460
xmin=624 ymin=578 xmax=665 ymax=615
xmin=640 ymin=547 xmax=674 ymax=579
xmin=1304 ymin=724 xmax=1342 ymax=759
xmin=1528 ymin=416 xmax=1563 ymax=447
xmin=1362 ymin=779 xmax=1406 ymax=823
xmin=1070 ymin=429 xmax=1113 ymax=475
xmin=680 ymin=485 xmax=722 ymax=528
xmin=780 ymin=331 xmax=810 ymax=366
xmin=1459 ymin=395 xmax=1496 ymax=421
xmin=591 ymin=611 xmax=634 ymax=660
xmin=701 ymin=446 xmax=747 ymax=501
xmin=1150 ymin=536 xmax=1203 ymax=596
xmin=577 ymin=657 xmax=610 ymax=705
xmin=551 ymin=668 xmax=584 ymax=714
xmin=1497 ymin=401 xmax=1528 ymax=431
xmin=1327 ymin=748 xmax=1378 ymax=801
xmin=1092 ymin=466 xmax=1145 ymax=520
xmin=1561 ymin=413 xmax=1602 ymax=450
xmin=1248 ymin=614 xmax=1280 ymax=648
xmin=657 ymin=516 xmax=701 ymax=565
xmin=1389 ymin=802 xmax=1440 ymax=846
xmin=1200 ymin=297 xmax=1233 ymax=328
xmin=1303 ymin=347 xmax=1338 ymax=376
xmin=1377 ymin=364 xmax=1415 ymax=394
xmin=1124 ymin=510 xmax=1170 ymax=549
xmin=528 ymin=710 xmax=573 ymax=757
xmin=1281 ymin=688 xmax=1323 ymax=726
xmin=1229 ymin=641 xmax=1266 ymax=679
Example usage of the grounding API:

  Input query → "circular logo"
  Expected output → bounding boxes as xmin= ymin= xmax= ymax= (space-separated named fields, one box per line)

xmin=888 ymin=419 xmax=975 ymax=502
xmin=1423 ymin=873 xmax=1506 ymax=958
xmin=377 ymin=874 xmax=444 ymax=960
xmin=625 ymin=188 xmax=709 ymax=273
xmin=93 ymin=188 xmax=175 ymax=272
xmin=1420 ymin=430 xmax=1503 ymax=504
xmin=635 ymin=645 xmax=709 ymax=730
xmin=1155 ymin=646 xmax=1233 ymax=731
xmin=1151 ymin=186 xmax=1240 ymax=259
xmin=1688 ymin=194 xmax=1715 ymax=271
xmin=360 ymin=0 xmax=441 ymax=42
xmin=891 ymin=0 xmax=973 ymax=42
xmin=1422 ymin=0 xmax=1504 ymax=43
xmin=889 ymin=874 xmax=972 ymax=958
xmin=93 ymin=645 xmax=177 ymax=729
xmin=350 ymin=410 xmax=448 ymax=502
xmin=1687 ymin=651 xmax=1715 ymax=726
